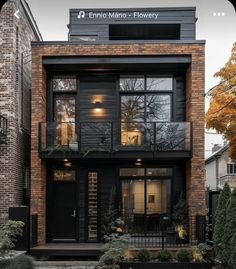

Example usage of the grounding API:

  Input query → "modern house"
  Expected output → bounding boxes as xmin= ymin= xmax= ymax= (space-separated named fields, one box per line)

xmin=30 ymin=7 xmax=206 ymax=253
xmin=0 ymin=0 xmax=42 ymax=225
xmin=205 ymin=144 xmax=236 ymax=190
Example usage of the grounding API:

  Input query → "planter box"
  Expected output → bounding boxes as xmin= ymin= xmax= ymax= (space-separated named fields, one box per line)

xmin=120 ymin=261 xmax=213 ymax=269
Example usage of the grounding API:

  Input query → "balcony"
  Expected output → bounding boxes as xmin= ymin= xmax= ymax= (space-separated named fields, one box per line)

xmin=39 ymin=122 xmax=192 ymax=158
xmin=219 ymin=174 xmax=236 ymax=189
xmin=0 ymin=114 xmax=7 ymax=144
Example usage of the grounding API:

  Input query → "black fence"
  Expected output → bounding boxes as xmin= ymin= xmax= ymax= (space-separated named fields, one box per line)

xmin=124 ymin=215 xmax=206 ymax=248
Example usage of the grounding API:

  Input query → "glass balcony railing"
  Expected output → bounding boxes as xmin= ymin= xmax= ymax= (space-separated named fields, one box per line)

xmin=40 ymin=122 xmax=78 ymax=152
xmin=0 ymin=114 xmax=7 ymax=144
xmin=39 ymin=121 xmax=192 ymax=153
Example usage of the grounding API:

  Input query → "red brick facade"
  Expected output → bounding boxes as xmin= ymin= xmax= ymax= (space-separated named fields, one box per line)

xmin=0 ymin=0 xmax=41 ymax=225
xmin=31 ymin=42 xmax=205 ymax=244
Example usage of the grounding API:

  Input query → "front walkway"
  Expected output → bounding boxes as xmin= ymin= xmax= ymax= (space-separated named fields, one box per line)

xmin=35 ymin=261 xmax=97 ymax=269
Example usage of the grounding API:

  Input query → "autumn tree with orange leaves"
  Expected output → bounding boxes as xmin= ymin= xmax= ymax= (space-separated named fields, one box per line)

xmin=206 ymin=42 xmax=236 ymax=160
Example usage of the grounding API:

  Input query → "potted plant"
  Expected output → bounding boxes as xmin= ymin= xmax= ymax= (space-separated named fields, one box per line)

xmin=0 ymin=220 xmax=34 ymax=269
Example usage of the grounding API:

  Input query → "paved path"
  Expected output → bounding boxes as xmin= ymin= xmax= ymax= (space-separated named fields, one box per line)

xmin=35 ymin=261 xmax=97 ymax=269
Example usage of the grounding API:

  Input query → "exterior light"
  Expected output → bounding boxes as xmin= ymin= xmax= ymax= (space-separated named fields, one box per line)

xmin=135 ymin=162 xmax=142 ymax=166
xmin=94 ymin=101 xmax=102 ymax=112
xmin=136 ymin=158 xmax=142 ymax=162
xmin=63 ymin=158 xmax=68 ymax=162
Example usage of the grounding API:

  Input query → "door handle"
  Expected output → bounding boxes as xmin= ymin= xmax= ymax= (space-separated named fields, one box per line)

xmin=71 ymin=210 xmax=76 ymax=217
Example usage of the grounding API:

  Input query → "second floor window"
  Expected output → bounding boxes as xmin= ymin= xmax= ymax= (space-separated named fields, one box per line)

xmin=120 ymin=76 xmax=173 ymax=145
xmin=52 ymin=76 xmax=77 ymax=146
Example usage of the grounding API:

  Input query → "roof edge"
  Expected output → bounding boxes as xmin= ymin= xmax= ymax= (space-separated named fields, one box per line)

xmin=21 ymin=0 xmax=43 ymax=41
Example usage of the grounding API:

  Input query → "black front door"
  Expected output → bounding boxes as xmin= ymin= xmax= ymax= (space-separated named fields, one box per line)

xmin=48 ymin=169 xmax=77 ymax=242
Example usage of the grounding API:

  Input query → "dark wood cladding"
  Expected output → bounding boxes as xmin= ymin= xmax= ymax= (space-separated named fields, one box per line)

xmin=78 ymin=76 xmax=117 ymax=122
xmin=174 ymin=77 xmax=186 ymax=122
xmin=68 ymin=7 xmax=196 ymax=41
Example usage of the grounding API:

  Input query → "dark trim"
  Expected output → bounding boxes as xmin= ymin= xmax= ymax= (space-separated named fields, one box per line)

xmin=32 ymin=40 xmax=205 ymax=46
xmin=43 ymin=56 xmax=191 ymax=65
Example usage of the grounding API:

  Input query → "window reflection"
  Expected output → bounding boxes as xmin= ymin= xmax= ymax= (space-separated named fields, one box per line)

xmin=120 ymin=76 xmax=172 ymax=146
xmin=146 ymin=95 xmax=171 ymax=122
xmin=146 ymin=77 xmax=173 ymax=91
xmin=53 ymin=77 xmax=76 ymax=92
xmin=120 ymin=76 xmax=144 ymax=91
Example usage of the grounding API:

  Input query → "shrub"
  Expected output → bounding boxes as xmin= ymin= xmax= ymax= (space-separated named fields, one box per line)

xmin=156 ymin=249 xmax=172 ymax=262
xmin=136 ymin=249 xmax=151 ymax=262
xmin=229 ymin=236 xmax=236 ymax=269
xmin=0 ymin=255 xmax=34 ymax=269
xmin=96 ymin=218 xmax=130 ymax=269
xmin=192 ymin=243 xmax=212 ymax=261
xmin=222 ymin=188 xmax=236 ymax=264
xmin=176 ymin=249 xmax=192 ymax=262
xmin=0 ymin=220 xmax=24 ymax=257
xmin=213 ymin=183 xmax=231 ymax=262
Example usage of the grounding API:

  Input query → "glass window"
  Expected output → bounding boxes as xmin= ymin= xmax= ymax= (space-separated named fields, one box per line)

xmin=120 ymin=77 xmax=145 ymax=91
xmin=120 ymin=168 xmax=145 ymax=177
xmin=53 ymin=77 xmax=76 ymax=92
xmin=146 ymin=94 xmax=171 ymax=122
xmin=54 ymin=96 xmax=75 ymax=122
xmin=146 ymin=168 xmax=172 ymax=176
xmin=54 ymin=170 xmax=75 ymax=181
xmin=147 ymin=77 xmax=173 ymax=91
xmin=227 ymin=163 xmax=236 ymax=174
xmin=121 ymin=95 xmax=144 ymax=122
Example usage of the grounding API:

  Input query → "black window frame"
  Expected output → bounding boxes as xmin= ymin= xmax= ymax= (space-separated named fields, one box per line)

xmin=120 ymin=166 xmax=173 ymax=215
xmin=119 ymin=75 xmax=174 ymax=123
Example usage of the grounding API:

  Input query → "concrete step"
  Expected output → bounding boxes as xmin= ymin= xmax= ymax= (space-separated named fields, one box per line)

xmin=34 ymin=261 xmax=98 ymax=269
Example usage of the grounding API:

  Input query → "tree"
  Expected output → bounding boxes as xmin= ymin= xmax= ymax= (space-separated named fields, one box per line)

xmin=222 ymin=188 xmax=236 ymax=265
xmin=206 ymin=42 xmax=236 ymax=160
xmin=213 ymin=183 xmax=231 ymax=262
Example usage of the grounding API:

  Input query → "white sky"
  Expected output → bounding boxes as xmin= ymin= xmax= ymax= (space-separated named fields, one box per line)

xmin=25 ymin=0 xmax=236 ymax=158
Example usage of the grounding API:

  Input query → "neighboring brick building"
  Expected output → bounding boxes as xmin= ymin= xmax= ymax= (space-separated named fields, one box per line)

xmin=30 ymin=7 xmax=206 ymax=254
xmin=0 ymin=0 xmax=42 ymax=225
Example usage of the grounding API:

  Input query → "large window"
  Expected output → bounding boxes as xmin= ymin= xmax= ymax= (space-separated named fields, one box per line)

xmin=120 ymin=167 xmax=172 ymax=233
xmin=120 ymin=76 xmax=172 ymax=145
xmin=52 ymin=76 xmax=77 ymax=146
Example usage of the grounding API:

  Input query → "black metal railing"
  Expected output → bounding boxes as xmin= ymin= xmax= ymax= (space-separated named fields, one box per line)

xmin=123 ymin=214 xmax=206 ymax=248
xmin=0 ymin=114 xmax=7 ymax=144
xmin=39 ymin=121 xmax=192 ymax=154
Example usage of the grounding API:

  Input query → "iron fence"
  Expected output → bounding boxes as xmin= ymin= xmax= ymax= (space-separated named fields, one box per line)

xmin=124 ymin=214 xmax=206 ymax=248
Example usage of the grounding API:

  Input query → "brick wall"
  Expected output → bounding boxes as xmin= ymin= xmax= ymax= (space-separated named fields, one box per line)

xmin=31 ymin=42 xmax=205 ymax=244
xmin=0 ymin=0 xmax=40 ymax=225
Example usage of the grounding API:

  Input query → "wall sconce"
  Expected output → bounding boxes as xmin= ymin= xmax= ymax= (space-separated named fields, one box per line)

xmin=94 ymin=101 xmax=102 ymax=112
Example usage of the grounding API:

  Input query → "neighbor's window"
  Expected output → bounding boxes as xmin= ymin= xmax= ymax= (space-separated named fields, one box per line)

xmin=227 ymin=163 xmax=236 ymax=174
